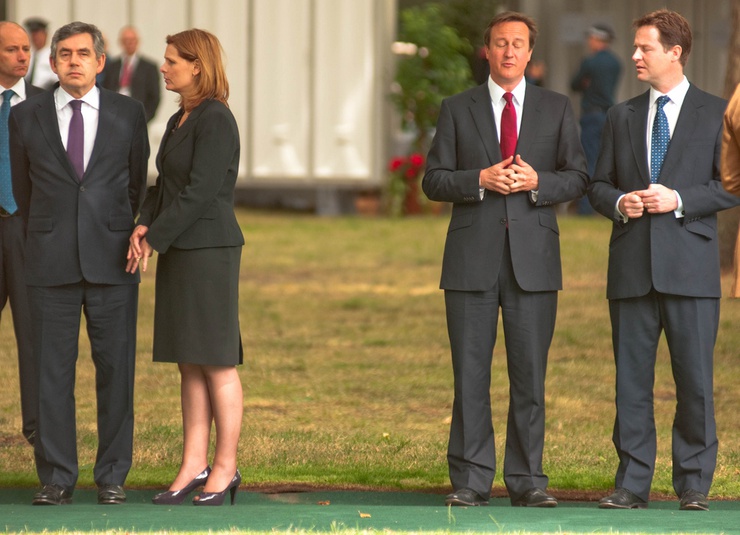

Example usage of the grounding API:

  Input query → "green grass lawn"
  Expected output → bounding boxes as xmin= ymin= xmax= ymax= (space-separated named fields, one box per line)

xmin=1 ymin=209 xmax=739 ymax=500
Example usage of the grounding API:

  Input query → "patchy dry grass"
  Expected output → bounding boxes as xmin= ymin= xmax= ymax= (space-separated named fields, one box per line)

xmin=1 ymin=209 xmax=739 ymax=500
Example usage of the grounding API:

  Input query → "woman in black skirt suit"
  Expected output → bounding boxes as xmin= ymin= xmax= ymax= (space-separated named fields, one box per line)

xmin=126 ymin=29 xmax=244 ymax=506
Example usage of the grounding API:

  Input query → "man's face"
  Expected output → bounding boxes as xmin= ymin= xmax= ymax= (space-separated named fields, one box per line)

xmin=632 ymin=25 xmax=681 ymax=89
xmin=0 ymin=25 xmax=31 ymax=87
xmin=51 ymin=32 xmax=105 ymax=98
xmin=119 ymin=29 xmax=138 ymax=56
xmin=30 ymin=29 xmax=46 ymax=50
xmin=485 ymin=21 xmax=532 ymax=90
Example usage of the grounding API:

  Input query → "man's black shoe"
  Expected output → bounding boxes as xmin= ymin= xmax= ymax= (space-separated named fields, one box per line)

xmin=598 ymin=488 xmax=647 ymax=509
xmin=32 ymin=484 xmax=73 ymax=505
xmin=445 ymin=488 xmax=489 ymax=506
xmin=679 ymin=489 xmax=708 ymax=511
xmin=512 ymin=487 xmax=558 ymax=507
xmin=97 ymin=484 xmax=127 ymax=505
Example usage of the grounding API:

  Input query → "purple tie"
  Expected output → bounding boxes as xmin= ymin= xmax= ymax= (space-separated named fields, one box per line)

xmin=67 ymin=100 xmax=84 ymax=179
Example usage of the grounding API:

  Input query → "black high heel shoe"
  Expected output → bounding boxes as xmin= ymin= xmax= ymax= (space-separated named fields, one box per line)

xmin=152 ymin=466 xmax=211 ymax=505
xmin=193 ymin=470 xmax=241 ymax=506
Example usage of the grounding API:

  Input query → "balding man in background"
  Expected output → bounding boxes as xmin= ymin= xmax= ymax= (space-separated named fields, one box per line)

xmin=102 ymin=26 xmax=160 ymax=122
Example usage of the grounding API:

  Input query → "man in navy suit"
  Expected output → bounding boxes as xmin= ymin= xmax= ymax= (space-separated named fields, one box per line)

xmin=10 ymin=21 xmax=149 ymax=506
xmin=423 ymin=11 xmax=587 ymax=507
xmin=0 ymin=21 xmax=44 ymax=446
xmin=588 ymin=9 xmax=740 ymax=511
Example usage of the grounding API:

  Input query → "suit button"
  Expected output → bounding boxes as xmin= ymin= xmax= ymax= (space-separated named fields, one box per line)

xmin=500 ymin=218 xmax=507 ymax=225
xmin=80 ymin=186 xmax=86 ymax=191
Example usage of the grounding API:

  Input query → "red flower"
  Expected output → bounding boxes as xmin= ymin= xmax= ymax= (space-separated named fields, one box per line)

xmin=388 ymin=157 xmax=404 ymax=172
xmin=409 ymin=153 xmax=424 ymax=167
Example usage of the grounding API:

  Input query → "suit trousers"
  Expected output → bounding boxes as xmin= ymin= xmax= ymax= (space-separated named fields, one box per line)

xmin=445 ymin=235 xmax=556 ymax=501
xmin=0 ymin=214 xmax=36 ymax=443
xmin=609 ymin=290 xmax=718 ymax=501
xmin=29 ymin=281 xmax=138 ymax=489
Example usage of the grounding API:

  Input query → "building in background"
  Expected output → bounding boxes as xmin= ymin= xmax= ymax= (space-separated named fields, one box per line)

xmin=4 ymin=0 xmax=731 ymax=212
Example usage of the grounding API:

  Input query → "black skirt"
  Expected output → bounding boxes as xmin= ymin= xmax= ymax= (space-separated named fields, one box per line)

xmin=152 ymin=246 xmax=243 ymax=365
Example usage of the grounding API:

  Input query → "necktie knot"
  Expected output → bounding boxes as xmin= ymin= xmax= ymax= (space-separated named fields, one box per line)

xmin=503 ymin=92 xmax=514 ymax=105
xmin=70 ymin=100 xmax=83 ymax=111
xmin=2 ymin=90 xmax=14 ymax=104
xmin=656 ymin=95 xmax=669 ymax=111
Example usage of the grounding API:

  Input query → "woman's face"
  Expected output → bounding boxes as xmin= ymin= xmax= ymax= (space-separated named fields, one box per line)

xmin=160 ymin=44 xmax=199 ymax=96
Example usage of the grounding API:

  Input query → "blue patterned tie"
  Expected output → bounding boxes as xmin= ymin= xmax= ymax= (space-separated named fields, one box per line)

xmin=650 ymin=95 xmax=670 ymax=183
xmin=0 ymin=90 xmax=17 ymax=214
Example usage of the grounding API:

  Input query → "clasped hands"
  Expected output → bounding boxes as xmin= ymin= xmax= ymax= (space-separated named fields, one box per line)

xmin=479 ymin=155 xmax=538 ymax=195
xmin=618 ymin=183 xmax=678 ymax=219
xmin=126 ymin=224 xmax=153 ymax=273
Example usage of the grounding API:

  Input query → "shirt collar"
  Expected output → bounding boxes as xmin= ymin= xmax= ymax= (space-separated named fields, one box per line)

xmin=649 ymin=76 xmax=690 ymax=109
xmin=1 ymin=78 xmax=27 ymax=99
xmin=488 ymin=76 xmax=527 ymax=106
xmin=55 ymin=85 xmax=101 ymax=111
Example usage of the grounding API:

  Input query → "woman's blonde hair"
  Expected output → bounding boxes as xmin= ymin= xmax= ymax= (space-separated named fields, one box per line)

xmin=166 ymin=28 xmax=229 ymax=109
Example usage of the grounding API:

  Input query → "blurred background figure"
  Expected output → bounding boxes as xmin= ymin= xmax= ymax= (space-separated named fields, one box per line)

xmin=23 ymin=17 xmax=56 ymax=90
xmin=102 ymin=26 xmax=160 ymax=122
xmin=571 ymin=23 xmax=621 ymax=215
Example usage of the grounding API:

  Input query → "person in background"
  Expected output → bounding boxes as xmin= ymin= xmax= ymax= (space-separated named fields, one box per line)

xmin=588 ymin=9 xmax=740 ymax=511
xmin=127 ymin=28 xmax=244 ymax=507
xmin=10 ymin=21 xmax=149 ymax=506
xmin=571 ymin=23 xmax=621 ymax=215
xmin=422 ymin=11 xmax=587 ymax=508
xmin=720 ymin=83 xmax=740 ymax=297
xmin=23 ymin=17 xmax=56 ymax=90
xmin=0 ymin=20 xmax=44 ymax=446
xmin=102 ymin=26 xmax=160 ymax=122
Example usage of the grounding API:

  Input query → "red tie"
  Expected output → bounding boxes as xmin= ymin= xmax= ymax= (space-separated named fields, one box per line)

xmin=500 ymin=92 xmax=517 ymax=160
xmin=120 ymin=58 xmax=132 ymax=88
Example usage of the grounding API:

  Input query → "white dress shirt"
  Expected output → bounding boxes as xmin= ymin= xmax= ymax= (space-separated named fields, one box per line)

xmin=55 ymin=86 xmax=100 ymax=174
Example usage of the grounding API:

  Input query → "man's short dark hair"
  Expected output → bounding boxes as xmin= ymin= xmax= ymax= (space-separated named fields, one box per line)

xmin=483 ymin=11 xmax=538 ymax=50
xmin=50 ymin=21 xmax=105 ymax=60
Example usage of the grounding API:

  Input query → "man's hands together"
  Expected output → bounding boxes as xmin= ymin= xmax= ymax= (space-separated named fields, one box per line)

xmin=479 ymin=155 xmax=538 ymax=195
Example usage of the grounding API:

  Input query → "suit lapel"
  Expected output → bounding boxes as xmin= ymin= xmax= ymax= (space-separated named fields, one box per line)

xmin=86 ymin=88 xmax=120 ymax=178
xmin=517 ymin=84 xmax=542 ymax=158
xmin=467 ymin=84 xmax=499 ymax=165
xmin=658 ymin=85 xmax=698 ymax=184
xmin=628 ymin=91 xmax=651 ymax=186
xmin=33 ymin=93 xmax=79 ymax=184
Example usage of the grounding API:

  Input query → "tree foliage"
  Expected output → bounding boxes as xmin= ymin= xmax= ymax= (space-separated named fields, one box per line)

xmin=390 ymin=4 xmax=473 ymax=150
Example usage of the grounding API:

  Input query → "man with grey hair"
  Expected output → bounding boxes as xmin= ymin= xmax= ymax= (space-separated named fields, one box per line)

xmin=9 ymin=21 xmax=149 ymax=506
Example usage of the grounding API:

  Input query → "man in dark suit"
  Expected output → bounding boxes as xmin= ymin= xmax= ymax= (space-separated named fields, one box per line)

xmin=9 ymin=21 xmax=149 ymax=506
xmin=588 ymin=9 xmax=740 ymax=512
xmin=422 ymin=11 xmax=588 ymax=508
xmin=101 ymin=26 xmax=160 ymax=122
xmin=0 ymin=20 xmax=44 ymax=446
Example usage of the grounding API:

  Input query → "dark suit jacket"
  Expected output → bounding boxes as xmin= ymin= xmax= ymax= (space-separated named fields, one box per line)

xmin=102 ymin=56 xmax=161 ymax=122
xmin=137 ymin=99 xmax=244 ymax=253
xmin=9 ymin=85 xmax=150 ymax=287
xmin=422 ymin=82 xmax=588 ymax=292
xmin=588 ymin=85 xmax=740 ymax=300
xmin=25 ymin=80 xmax=45 ymax=98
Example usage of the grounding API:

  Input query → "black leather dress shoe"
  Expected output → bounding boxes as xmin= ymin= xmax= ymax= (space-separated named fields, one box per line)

xmin=679 ymin=489 xmax=708 ymax=511
xmin=32 ymin=484 xmax=73 ymax=505
xmin=444 ymin=488 xmax=489 ymax=506
xmin=98 ymin=484 xmax=126 ymax=505
xmin=598 ymin=488 xmax=647 ymax=509
xmin=512 ymin=487 xmax=558 ymax=507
